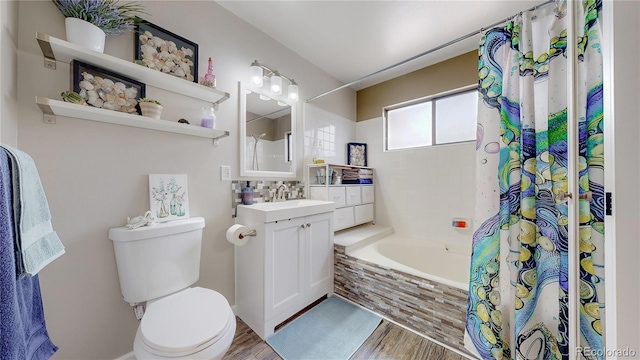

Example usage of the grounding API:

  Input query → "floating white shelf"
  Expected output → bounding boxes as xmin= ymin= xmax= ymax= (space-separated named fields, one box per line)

xmin=36 ymin=32 xmax=229 ymax=106
xmin=36 ymin=97 xmax=229 ymax=143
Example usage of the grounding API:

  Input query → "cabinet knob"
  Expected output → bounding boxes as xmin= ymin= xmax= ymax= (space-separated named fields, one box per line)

xmin=301 ymin=224 xmax=306 ymax=229
xmin=306 ymin=223 xmax=311 ymax=227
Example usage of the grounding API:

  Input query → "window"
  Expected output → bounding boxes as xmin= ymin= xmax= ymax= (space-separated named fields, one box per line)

xmin=384 ymin=88 xmax=478 ymax=150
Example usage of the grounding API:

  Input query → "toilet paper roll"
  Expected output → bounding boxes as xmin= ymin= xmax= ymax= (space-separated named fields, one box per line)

xmin=226 ymin=224 xmax=251 ymax=246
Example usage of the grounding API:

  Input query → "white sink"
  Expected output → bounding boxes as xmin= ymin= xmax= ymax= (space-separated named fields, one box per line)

xmin=237 ymin=199 xmax=336 ymax=223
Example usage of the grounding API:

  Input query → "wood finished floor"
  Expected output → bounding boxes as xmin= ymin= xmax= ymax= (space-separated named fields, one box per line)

xmin=223 ymin=316 xmax=470 ymax=360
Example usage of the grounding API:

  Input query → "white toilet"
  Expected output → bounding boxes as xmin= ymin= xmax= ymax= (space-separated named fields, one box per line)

xmin=109 ymin=217 xmax=236 ymax=359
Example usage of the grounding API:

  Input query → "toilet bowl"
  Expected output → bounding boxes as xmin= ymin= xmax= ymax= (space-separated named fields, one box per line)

xmin=132 ymin=287 xmax=236 ymax=360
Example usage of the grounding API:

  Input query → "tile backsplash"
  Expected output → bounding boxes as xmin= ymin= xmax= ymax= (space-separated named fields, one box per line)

xmin=231 ymin=180 xmax=305 ymax=217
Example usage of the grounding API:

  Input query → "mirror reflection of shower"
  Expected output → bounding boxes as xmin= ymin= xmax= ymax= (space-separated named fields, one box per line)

xmin=251 ymin=133 xmax=267 ymax=170
xmin=243 ymin=86 xmax=293 ymax=175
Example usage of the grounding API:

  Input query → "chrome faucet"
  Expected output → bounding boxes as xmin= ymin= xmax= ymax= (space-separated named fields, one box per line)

xmin=274 ymin=183 xmax=289 ymax=202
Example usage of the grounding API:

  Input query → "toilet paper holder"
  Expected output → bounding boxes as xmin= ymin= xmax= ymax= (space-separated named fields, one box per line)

xmin=239 ymin=229 xmax=257 ymax=239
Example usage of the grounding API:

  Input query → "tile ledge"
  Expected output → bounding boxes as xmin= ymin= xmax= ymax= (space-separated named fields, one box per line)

xmin=334 ymin=224 xmax=394 ymax=251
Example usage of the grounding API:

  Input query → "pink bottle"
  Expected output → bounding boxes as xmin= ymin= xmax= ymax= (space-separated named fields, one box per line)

xmin=201 ymin=57 xmax=216 ymax=88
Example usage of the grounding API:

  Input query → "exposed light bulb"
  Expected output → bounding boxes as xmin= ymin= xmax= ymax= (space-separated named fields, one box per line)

xmin=270 ymin=72 xmax=282 ymax=95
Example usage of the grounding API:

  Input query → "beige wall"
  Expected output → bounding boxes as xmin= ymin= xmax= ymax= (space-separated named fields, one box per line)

xmin=1 ymin=0 xmax=18 ymax=146
xmin=356 ymin=51 xmax=477 ymax=121
xmin=15 ymin=1 xmax=353 ymax=359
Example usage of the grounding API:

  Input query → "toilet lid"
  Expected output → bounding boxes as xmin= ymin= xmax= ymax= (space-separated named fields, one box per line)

xmin=140 ymin=287 xmax=232 ymax=357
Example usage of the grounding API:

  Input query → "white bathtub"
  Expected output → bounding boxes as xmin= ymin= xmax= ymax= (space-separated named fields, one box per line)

xmin=346 ymin=233 xmax=471 ymax=291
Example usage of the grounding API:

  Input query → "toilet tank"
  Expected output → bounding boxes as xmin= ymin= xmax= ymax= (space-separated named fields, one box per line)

xmin=108 ymin=217 xmax=205 ymax=304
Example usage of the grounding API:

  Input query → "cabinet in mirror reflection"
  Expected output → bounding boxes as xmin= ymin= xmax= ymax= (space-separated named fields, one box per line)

xmin=239 ymin=81 xmax=296 ymax=178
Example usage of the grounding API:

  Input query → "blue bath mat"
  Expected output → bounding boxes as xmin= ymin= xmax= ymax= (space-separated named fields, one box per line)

xmin=266 ymin=296 xmax=381 ymax=360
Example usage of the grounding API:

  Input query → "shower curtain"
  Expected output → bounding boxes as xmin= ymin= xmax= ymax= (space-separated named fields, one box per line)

xmin=466 ymin=0 xmax=604 ymax=359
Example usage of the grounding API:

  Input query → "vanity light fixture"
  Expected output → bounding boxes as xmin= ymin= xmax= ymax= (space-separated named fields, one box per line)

xmin=248 ymin=60 xmax=298 ymax=102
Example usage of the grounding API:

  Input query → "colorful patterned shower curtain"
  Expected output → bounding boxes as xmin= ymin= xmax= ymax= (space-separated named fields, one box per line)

xmin=466 ymin=0 xmax=604 ymax=359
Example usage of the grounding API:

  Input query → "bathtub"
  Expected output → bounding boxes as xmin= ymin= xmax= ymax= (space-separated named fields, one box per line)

xmin=334 ymin=227 xmax=473 ymax=357
xmin=347 ymin=233 xmax=471 ymax=291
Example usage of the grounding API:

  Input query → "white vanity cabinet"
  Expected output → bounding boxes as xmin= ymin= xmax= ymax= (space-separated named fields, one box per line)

xmin=307 ymin=164 xmax=375 ymax=231
xmin=235 ymin=207 xmax=334 ymax=340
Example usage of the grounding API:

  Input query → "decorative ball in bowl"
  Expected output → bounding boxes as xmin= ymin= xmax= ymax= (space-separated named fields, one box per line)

xmin=138 ymin=98 xmax=163 ymax=119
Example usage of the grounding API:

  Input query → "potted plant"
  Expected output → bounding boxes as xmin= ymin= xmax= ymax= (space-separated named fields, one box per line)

xmin=138 ymin=98 xmax=163 ymax=119
xmin=52 ymin=0 xmax=145 ymax=53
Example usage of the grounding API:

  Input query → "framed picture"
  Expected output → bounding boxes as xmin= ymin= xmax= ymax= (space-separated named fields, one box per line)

xmin=347 ymin=142 xmax=367 ymax=166
xmin=134 ymin=19 xmax=198 ymax=83
xmin=72 ymin=60 xmax=145 ymax=114
xmin=149 ymin=174 xmax=190 ymax=221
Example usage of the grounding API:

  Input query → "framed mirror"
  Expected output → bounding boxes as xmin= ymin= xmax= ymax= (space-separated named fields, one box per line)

xmin=239 ymin=81 xmax=296 ymax=178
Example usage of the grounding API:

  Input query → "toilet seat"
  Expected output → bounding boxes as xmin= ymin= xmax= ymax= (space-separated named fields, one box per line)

xmin=139 ymin=287 xmax=233 ymax=357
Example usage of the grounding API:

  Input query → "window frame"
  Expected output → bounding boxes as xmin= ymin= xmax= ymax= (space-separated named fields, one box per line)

xmin=383 ymin=84 xmax=478 ymax=151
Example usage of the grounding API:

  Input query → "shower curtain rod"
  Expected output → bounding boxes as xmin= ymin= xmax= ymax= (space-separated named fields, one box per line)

xmin=305 ymin=0 xmax=555 ymax=103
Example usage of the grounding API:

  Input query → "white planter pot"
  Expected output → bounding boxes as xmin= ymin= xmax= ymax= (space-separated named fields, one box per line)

xmin=65 ymin=17 xmax=106 ymax=53
xmin=139 ymin=103 xmax=163 ymax=119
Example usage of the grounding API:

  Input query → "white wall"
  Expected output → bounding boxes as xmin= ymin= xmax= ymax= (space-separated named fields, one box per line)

xmin=356 ymin=117 xmax=475 ymax=253
xmin=304 ymin=103 xmax=356 ymax=165
xmin=1 ymin=0 xmax=18 ymax=146
xmin=15 ymin=1 xmax=354 ymax=359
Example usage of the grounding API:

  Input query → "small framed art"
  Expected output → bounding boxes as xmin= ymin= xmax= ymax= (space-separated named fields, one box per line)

xmin=72 ymin=60 xmax=145 ymax=114
xmin=134 ymin=19 xmax=198 ymax=82
xmin=149 ymin=174 xmax=190 ymax=221
xmin=347 ymin=142 xmax=367 ymax=166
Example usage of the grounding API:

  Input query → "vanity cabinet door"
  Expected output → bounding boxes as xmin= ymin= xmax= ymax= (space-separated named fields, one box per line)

xmin=305 ymin=212 xmax=334 ymax=300
xmin=264 ymin=217 xmax=305 ymax=321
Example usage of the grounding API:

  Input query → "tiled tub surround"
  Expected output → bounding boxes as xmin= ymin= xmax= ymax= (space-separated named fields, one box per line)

xmin=231 ymin=180 xmax=305 ymax=216
xmin=334 ymin=230 xmax=473 ymax=357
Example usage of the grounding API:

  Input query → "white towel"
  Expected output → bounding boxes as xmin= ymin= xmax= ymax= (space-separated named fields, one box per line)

xmin=1 ymin=145 xmax=65 ymax=277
